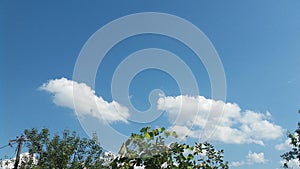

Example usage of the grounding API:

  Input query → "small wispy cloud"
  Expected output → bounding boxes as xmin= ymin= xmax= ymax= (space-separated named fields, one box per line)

xmin=287 ymin=78 xmax=296 ymax=84
xmin=275 ymin=138 xmax=293 ymax=151
xmin=231 ymin=151 xmax=267 ymax=167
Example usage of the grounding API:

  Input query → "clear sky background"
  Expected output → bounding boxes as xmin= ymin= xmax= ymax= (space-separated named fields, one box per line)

xmin=1 ymin=1 xmax=300 ymax=168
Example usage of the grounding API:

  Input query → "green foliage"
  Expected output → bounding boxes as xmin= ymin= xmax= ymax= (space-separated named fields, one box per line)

xmin=19 ymin=128 xmax=106 ymax=169
xmin=2 ymin=127 xmax=229 ymax=169
xmin=111 ymin=126 xmax=229 ymax=169
xmin=281 ymin=111 xmax=300 ymax=168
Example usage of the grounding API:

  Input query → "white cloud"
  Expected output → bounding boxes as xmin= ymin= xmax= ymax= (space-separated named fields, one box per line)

xmin=134 ymin=165 xmax=145 ymax=169
xmin=158 ymin=95 xmax=283 ymax=145
xmin=168 ymin=125 xmax=195 ymax=140
xmin=231 ymin=151 xmax=267 ymax=167
xmin=266 ymin=111 xmax=272 ymax=118
xmin=231 ymin=161 xmax=245 ymax=167
xmin=280 ymin=159 xmax=300 ymax=169
xmin=275 ymin=138 xmax=293 ymax=151
xmin=246 ymin=151 xmax=267 ymax=164
xmin=1 ymin=153 xmax=37 ymax=169
xmin=40 ymin=78 xmax=130 ymax=123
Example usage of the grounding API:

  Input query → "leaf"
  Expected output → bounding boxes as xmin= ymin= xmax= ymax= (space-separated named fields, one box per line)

xmin=145 ymin=133 xmax=151 ymax=140
xmin=172 ymin=131 xmax=178 ymax=138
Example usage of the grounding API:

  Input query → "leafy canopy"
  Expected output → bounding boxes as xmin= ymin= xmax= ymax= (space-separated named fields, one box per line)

xmin=111 ymin=126 xmax=229 ymax=169
xmin=2 ymin=127 xmax=228 ymax=169
xmin=281 ymin=110 xmax=300 ymax=168
xmin=20 ymin=128 xmax=105 ymax=169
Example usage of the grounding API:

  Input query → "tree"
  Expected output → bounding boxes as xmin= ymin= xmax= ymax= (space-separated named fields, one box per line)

xmin=111 ymin=126 xmax=228 ymax=169
xmin=2 ymin=127 xmax=228 ymax=169
xmin=19 ymin=128 xmax=106 ymax=169
xmin=281 ymin=110 xmax=300 ymax=168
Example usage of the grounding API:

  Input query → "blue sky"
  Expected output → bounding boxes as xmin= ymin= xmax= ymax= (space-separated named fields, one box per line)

xmin=1 ymin=1 xmax=300 ymax=168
